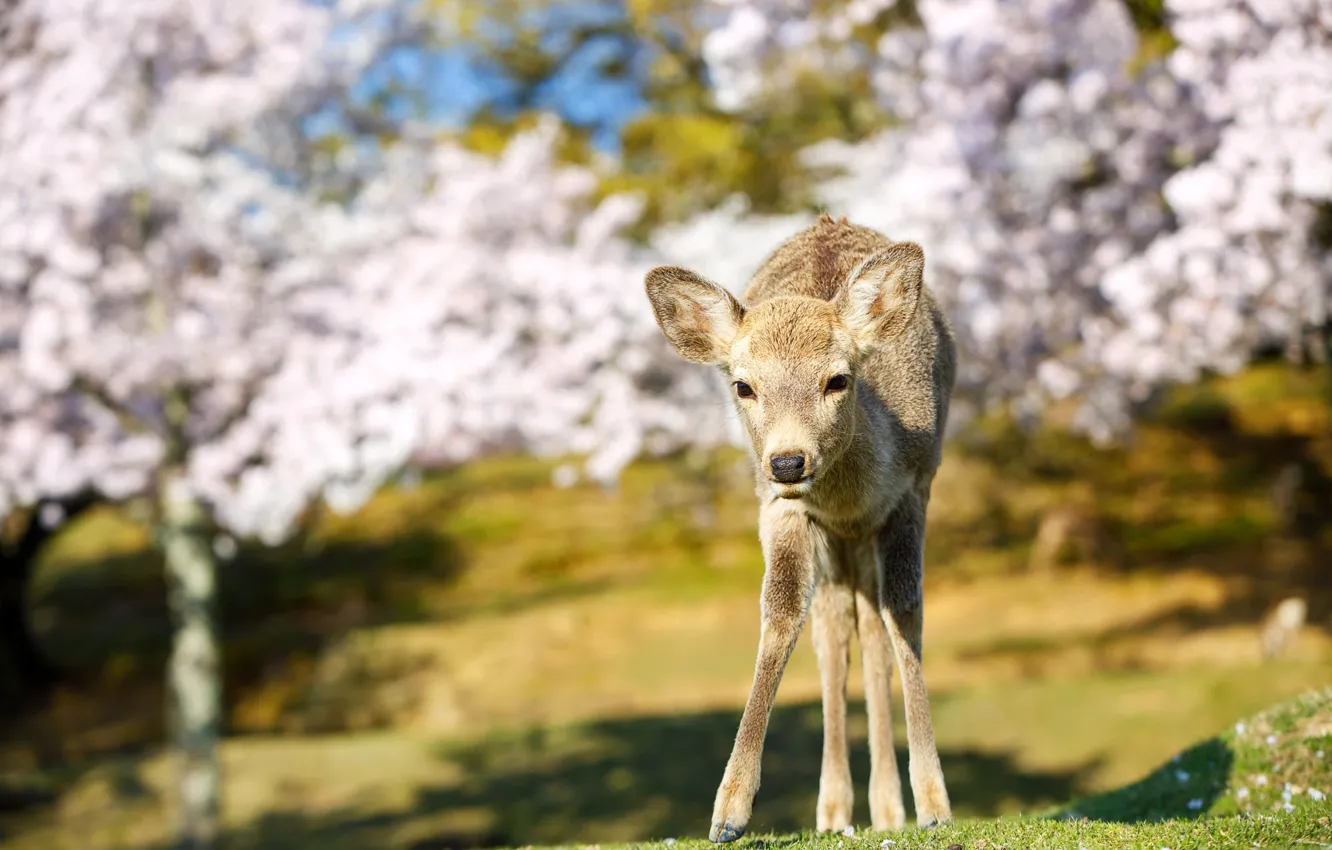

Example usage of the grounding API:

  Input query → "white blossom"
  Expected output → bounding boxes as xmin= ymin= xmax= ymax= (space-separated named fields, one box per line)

xmin=5 ymin=0 xmax=1331 ymax=531
xmin=691 ymin=0 xmax=1331 ymax=437
xmin=0 ymin=0 xmax=734 ymax=536
xmin=1 ymin=0 xmax=344 ymax=530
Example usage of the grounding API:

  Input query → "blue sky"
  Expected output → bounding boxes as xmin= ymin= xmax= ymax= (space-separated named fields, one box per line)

xmin=325 ymin=0 xmax=655 ymax=151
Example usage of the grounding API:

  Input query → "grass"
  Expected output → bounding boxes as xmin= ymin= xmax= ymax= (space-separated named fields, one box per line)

xmin=1060 ymin=687 xmax=1332 ymax=825
xmin=0 ymin=361 xmax=1329 ymax=848
xmin=691 ymin=810 xmax=1332 ymax=850
xmin=566 ymin=689 xmax=1332 ymax=850
xmin=5 ymin=688 xmax=1329 ymax=849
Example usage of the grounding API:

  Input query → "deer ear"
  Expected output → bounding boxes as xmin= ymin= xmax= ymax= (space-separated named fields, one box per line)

xmin=645 ymin=266 xmax=746 ymax=365
xmin=838 ymin=242 xmax=924 ymax=346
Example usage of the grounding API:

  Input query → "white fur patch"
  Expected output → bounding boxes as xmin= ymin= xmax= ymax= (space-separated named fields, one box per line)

xmin=691 ymin=289 xmax=741 ymax=345
xmin=840 ymin=245 xmax=923 ymax=342
xmin=843 ymin=262 xmax=884 ymax=335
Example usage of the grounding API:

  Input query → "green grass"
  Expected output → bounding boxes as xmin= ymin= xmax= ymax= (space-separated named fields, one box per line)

xmin=1059 ymin=687 xmax=1332 ymax=826
xmin=636 ymin=811 xmax=1332 ymax=850
xmin=7 ymin=687 xmax=1329 ymax=850
xmin=576 ymin=689 xmax=1332 ymax=850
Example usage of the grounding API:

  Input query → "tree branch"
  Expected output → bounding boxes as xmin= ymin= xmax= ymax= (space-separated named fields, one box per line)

xmin=195 ymin=366 xmax=276 ymax=446
xmin=71 ymin=375 xmax=154 ymax=436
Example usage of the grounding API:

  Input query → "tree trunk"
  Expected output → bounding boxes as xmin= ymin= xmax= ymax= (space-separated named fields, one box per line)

xmin=0 ymin=492 xmax=98 ymax=694
xmin=157 ymin=468 xmax=222 ymax=850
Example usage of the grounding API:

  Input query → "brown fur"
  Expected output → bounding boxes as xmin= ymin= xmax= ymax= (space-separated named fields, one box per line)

xmin=644 ymin=216 xmax=955 ymax=841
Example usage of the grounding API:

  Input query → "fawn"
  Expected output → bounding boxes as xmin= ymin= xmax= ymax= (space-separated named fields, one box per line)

xmin=645 ymin=215 xmax=955 ymax=841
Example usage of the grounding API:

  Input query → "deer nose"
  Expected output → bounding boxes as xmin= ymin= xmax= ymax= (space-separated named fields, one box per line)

xmin=769 ymin=453 xmax=807 ymax=483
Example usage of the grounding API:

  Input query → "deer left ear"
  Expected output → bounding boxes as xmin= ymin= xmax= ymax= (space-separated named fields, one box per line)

xmin=838 ymin=242 xmax=924 ymax=347
xmin=644 ymin=266 xmax=746 ymax=365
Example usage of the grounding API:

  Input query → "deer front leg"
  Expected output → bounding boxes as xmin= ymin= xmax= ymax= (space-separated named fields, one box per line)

xmin=710 ymin=504 xmax=816 ymax=843
xmin=812 ymin=577 xmax=855 ymax=832
xmin=852 ymin=540 xmax=906 ymax=831
xmin=879 ymin=493 xmax=951 ymax=828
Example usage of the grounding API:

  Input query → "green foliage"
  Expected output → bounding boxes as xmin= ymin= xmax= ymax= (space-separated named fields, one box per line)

xmin=459 ymin=107 xmax=600 ymax=164
xmin=607 ymin=68 xmax=887 ymax=238
xmin=1122 ymin=0 xmax=1180 ymax=70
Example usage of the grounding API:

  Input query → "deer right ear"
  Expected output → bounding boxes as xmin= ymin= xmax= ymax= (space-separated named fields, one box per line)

xmin=644 ymin=266 xmax=746 ymax=365
xmin=838 ymin=242 xmax=924 ymax=347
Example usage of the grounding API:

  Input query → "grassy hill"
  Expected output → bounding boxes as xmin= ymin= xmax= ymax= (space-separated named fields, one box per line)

xmin=593 ymin=689 xmax=1332 ymax=849
xmin=5 ymin=689 xmax=1329 ymax=849
xmin=0 ymin=361 xmax=1328 ymax=848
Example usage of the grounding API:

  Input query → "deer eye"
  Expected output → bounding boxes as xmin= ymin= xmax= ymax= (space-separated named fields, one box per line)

xmin=734 ymin=381 xmax=756 ymax=399
xmin=825 ymin=374 xmax=850 ymax=394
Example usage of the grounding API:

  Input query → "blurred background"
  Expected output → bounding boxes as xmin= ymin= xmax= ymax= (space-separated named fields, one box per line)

xmin=0 ymin=0 xmax=1329 ymax=848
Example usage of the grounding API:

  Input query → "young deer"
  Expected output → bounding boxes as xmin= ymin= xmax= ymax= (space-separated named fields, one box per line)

xmin=645 ymin=215 xmax=955 ymax=842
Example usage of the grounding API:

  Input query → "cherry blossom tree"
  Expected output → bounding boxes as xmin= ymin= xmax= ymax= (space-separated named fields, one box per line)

xmin=0 ymin=3 xmax=730 ymax=844
xmin=687 ymin=0 xmax=1331 ymax=440
xmin=1090 ymin=0 xmax=1332 ymax=401
xmin=305 ymin=118 xmax=740 ymax=492
xmin=0 ymin=1 xmax=406 ymax=845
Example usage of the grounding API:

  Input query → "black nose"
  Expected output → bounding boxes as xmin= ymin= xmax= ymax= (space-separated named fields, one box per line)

xmin=769 ymin=453 xmax=807 ymax=483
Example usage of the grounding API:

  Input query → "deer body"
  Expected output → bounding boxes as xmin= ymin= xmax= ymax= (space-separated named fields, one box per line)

xmin=645 ymin=215 xmax=954 ymax=841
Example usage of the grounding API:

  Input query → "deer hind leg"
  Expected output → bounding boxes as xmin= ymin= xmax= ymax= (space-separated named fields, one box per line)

xmin=878 ymin=492 xmax=951 ymax=827
xmin=851 ymin=538 xmax=906 ymax=830
xmin=811 ymin=552 xmax=855 ymax=832
xmin=709 ymin=503 xmax=817 ymax=843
